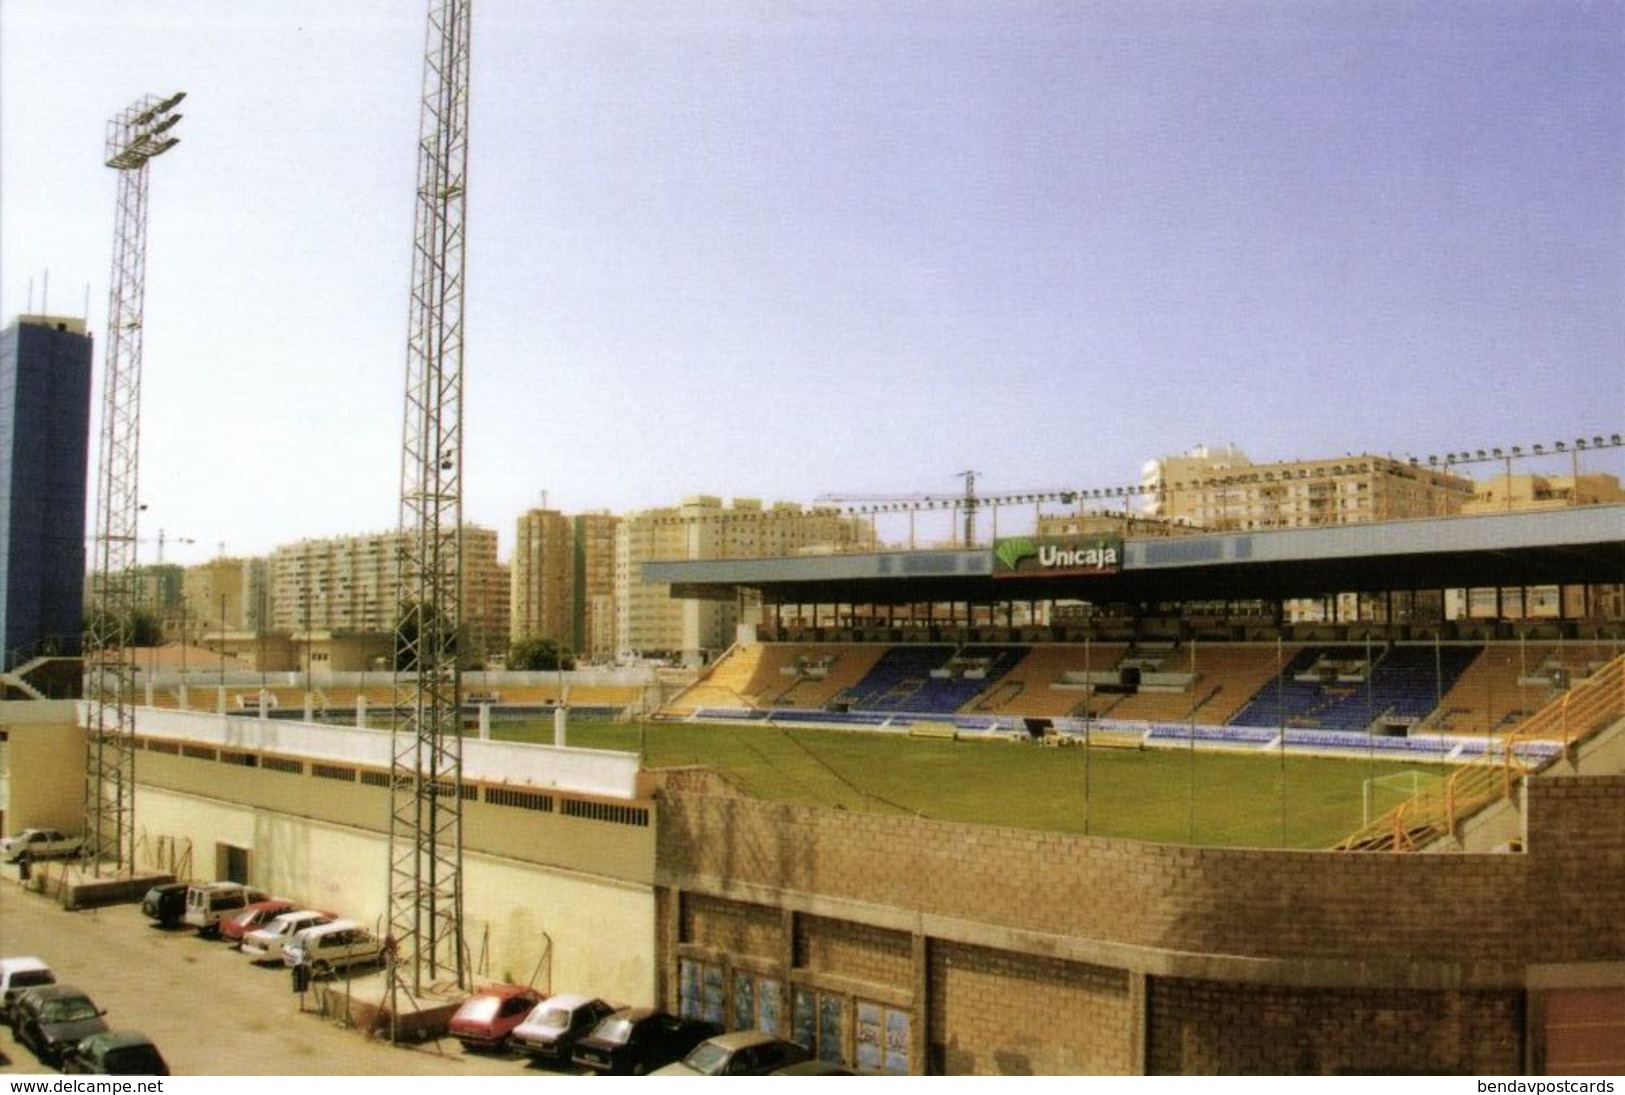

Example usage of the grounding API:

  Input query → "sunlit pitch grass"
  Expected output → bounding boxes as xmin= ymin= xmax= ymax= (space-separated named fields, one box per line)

xmin=490 ymin=719 xmax=1439 ymax=849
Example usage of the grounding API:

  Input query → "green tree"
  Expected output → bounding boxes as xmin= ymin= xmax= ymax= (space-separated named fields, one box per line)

xmin=82 ymin=607 xmax=164 ymax=648
xmin=508 ymin=637 xmax=575 ymax=672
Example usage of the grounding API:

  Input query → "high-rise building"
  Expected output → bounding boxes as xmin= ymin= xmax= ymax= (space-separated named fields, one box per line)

xmin=573 ymin=512 xmax=620 ymax=665
xmin=0 ymin=316 xmax=94 ymax=669
xmin=616 ymin=496 xmax=864 ymax=663
xmin=511 ymin=508 xmax=575 ymax=647
xmin=180 ymin=556 xmax=270 ymax=640
xmin=268 ymin=525 xmax=507 ymax=661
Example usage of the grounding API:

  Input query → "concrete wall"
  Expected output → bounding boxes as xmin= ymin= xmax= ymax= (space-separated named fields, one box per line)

xmin=0 ymin=702 xmax=84 ymax=836
xmin=130 ymin=746 xmax=658 ymax=1005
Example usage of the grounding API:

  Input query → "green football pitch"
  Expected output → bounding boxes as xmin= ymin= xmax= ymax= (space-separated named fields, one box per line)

xmin=491 ymin=719 xmax=1443 ymax=849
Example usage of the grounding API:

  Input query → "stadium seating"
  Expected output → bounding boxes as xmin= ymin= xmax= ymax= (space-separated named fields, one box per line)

xmin=1227 ymin=644 xmax=1478 ymax=731
xmin=833 ymin=645 xmax=1028 ymax=714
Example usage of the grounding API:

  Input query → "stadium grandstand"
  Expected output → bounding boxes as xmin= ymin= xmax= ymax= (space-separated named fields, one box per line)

xmin=650 ymin=506 xmax=1620 ymax=743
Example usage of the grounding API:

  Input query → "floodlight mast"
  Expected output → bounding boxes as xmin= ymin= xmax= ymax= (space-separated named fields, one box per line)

xmin=83 ymin=93 xmax=183 ymax=877
xmin=388 ymin=0 xmax=471 ymax=1003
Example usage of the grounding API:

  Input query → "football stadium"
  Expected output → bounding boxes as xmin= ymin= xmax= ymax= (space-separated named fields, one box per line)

xmin=5 ymin=498 xmax=1622 ymax=1075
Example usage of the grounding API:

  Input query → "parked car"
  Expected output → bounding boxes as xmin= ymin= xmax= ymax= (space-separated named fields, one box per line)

xmin=0 ymin=828 xmax=81 ymax=864
xmin=139 ymin=882 xmax=189 ymax=927
xmin=183 ymin=881 xmax=269 ymax=935
xmin=572 ymin=1007 xmax=722 ymax=1076
xmin=220 ymin=899 xmax=296 ymax=946
xmin=651 ymin=1030 xmax=812 ymax=1076
xmin=11 ymin=984 xmax=109 ymax=1067
xmin=0 ymin=956 xmax=55 ymax=1027
xmin=281 ymin=919 xmax=383 ymax=976
xmin=508 ymin=993 xmax=618 ymax=1063
xmin=60 ymin=1031 xmax=170 ymax=1076
xmin=240 ymin=910 xmax=333 ymax=963
xmin=447 ymin=984 xmax=545 ymax=1052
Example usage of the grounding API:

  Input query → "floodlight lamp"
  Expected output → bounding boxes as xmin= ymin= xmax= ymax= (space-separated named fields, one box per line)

xmin=1556 ymin=442 xmax=1566 ymax=451
xmin=157 ymin=91 xmax=187 ymax=112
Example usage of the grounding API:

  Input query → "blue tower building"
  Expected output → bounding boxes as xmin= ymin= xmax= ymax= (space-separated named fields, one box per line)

xmin=0 ymin=315 xmax=94 ymax=671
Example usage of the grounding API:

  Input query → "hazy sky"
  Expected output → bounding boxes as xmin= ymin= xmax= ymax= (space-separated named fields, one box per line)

xmin=2 ymin=1 xmax=1621 ymax=564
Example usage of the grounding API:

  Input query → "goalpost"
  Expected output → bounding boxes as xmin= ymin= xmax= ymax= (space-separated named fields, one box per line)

xmin=1362 ymin=768 xmax=1445 ymax=825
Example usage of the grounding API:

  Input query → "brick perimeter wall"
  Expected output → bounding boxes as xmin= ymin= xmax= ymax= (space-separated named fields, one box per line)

xmin=930 ymin=942 xmax=1132 ymax=1075
xmin=656 ymin=774 xmax=1625 ymax=1074
xmin=1527 ymin=776 xmax=1625 ymax=961
xmin=683 ymin=892 xmax=784 ymax=964
xmin=797 ymin=915 xmax=912 ymax=990
xmin=658 ymin=778 xmax=1625 ymax=968
xmin=1146 ymin=980 xmax=1523 ymax=1075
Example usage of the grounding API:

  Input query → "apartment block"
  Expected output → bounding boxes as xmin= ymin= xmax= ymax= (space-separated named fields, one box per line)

xmin=616 ymin=496 xmax=865 ymax=663
xmin=1140 ymin=445 xmax=1472 ymax=530
xmin=511 ymin=508 xmax=575 ymax=647
xmin=268 ymin=525 xmax=506 ymax=659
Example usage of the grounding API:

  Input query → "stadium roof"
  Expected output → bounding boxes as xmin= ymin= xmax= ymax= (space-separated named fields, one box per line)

xmin=645 ymin=504 xmax=1625 ymax=605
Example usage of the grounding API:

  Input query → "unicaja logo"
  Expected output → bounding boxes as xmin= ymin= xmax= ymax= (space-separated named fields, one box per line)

xmin=993 ymin=535 xmax=1121 ymax=578
xmin=995 ymin=537 xmax=1036 ymax=572
xmin=1039 ymin=543 xmax=1118 ymax=569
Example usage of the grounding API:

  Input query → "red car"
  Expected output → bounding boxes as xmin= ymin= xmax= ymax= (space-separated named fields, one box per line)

xmin=219 ymin=899 xmax=295 ymax=945
xmin=447 ymin=984 xmax=546 ymax=1052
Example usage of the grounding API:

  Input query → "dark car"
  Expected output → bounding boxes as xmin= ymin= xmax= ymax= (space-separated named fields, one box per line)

xmin=650 ymin=1029 xmax=812 ymax=1076
xmin=61 ymin=1031 xmax=170 ymax=1076
xmin=139 ymin=882 xmax=188 ymax=927
xmin=12 ymin=985 xmax=109 ymax=1067
xmin=573 ymin=1007 xmax=722 ymax=1076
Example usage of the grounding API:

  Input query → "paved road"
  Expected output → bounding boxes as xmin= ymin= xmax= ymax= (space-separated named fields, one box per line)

xmin=0 ymin=877 xmax=557 ymax=1077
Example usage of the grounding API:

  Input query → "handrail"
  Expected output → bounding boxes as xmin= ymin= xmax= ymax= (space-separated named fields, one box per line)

xmin=1337 ymin=654 xmax=1623 ymax=852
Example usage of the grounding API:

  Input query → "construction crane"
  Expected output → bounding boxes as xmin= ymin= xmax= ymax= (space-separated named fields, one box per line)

xmin=83 ymin=91 xmax=184 ymax=877
xmin=818 ymin=473 xmax=1082 ymax=549
xmin=388 ymin=0 xmax=472 ymax=1008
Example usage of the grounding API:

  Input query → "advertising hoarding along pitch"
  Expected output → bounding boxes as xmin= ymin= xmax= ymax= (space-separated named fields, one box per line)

xmin=992 ymin=535 xmax=1122 ymax=579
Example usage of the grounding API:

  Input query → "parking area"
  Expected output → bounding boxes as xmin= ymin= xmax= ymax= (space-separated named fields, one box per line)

xmin=0 ymin=877 xmax=563 ymax=1076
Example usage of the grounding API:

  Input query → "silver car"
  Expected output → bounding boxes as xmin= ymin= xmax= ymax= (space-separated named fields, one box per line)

xmin=240 ymin=909 xmax=333 ymax=962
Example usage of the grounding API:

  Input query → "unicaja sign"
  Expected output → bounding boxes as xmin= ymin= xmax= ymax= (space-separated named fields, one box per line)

xmin=993 ymin=535 xmax=1121 ymax=579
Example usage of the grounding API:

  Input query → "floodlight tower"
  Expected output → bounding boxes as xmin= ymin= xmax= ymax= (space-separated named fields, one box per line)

xmin=83 ymin=92 xmax=184 ymax=875
xmin=388 ymin=0 xmax=471 ymax=998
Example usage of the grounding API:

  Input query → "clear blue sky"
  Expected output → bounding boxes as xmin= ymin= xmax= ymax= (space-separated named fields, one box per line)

xmin=3 ymin=1 xmax=1621 ymax=563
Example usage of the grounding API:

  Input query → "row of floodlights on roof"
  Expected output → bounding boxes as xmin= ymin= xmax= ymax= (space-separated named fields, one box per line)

xmin=1417 ymin=435 xmax=1622 ymax=466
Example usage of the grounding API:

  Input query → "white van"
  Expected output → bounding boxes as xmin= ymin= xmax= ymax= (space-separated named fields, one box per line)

xmin=183 ymin=882 xmax=268 ymax=934
xmin=281 ymin=919 xmax=383 ymax=975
